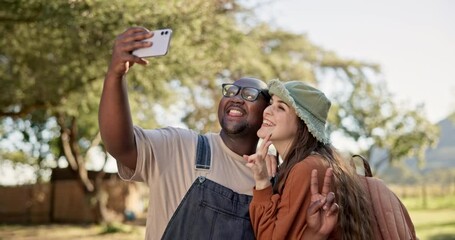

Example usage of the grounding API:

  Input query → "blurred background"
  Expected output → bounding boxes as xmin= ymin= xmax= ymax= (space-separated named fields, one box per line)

xmin=1 ymin=0 xmax=454 ymax=239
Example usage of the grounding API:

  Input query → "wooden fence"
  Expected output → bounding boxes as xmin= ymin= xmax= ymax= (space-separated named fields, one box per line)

xmin=0 ymin=169 xmax=145 ymax=224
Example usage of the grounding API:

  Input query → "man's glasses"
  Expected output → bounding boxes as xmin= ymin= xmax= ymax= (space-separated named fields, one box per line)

xmin=222 ymin=84 xmax=267 ymax=102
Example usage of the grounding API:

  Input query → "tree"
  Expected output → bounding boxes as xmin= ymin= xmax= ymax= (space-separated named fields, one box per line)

xmin=1 ymin=0 xmax=259 ymax=222
xmin=329 ymin=66 xmax=440 ymax=174
xmin=0 ymin=0 xmax=439 ymax=221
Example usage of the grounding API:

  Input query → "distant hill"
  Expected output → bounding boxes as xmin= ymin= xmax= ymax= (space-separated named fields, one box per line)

xmin=424 ymin=117 xmax=455 ymax=169
xmin=436 ymin=116 xmax=455 ymax=148
xmin=373 ymin=115 xmax=455 ymax=183
xmin=389 ymin=115 xmax=455 ymax=171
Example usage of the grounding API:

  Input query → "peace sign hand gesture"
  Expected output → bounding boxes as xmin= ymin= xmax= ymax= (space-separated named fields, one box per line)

xmin=304 ymin=168 xmax=339 ymax=239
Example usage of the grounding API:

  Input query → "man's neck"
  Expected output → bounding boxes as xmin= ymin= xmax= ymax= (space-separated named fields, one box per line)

xmin=220 ymin=131 xmax=259 ymax=157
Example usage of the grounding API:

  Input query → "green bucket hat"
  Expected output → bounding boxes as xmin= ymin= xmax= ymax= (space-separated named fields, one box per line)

xmin=268 ymin=80 xmax=331 ymax=144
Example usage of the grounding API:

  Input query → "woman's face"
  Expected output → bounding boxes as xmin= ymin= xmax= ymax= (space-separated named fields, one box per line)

xmin=257 ymin=95 xmax=299 ymax=143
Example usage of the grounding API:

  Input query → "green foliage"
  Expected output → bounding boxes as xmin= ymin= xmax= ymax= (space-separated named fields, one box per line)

xmin=329 ymin=67 xmax=439 ymax=169
xmin=0 ymin=0 xmax=439 ymax=187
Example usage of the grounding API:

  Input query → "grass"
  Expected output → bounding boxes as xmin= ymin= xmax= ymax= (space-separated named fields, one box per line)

xmin=400 ymin=194 xmax=455 ymax=240
xmin=409 ymin=209 xmax=455 ymax=240
xmin=402 ymin=195 xmax=455 ymax=210
xmin=0 ymin=195 xmax=454 ymax=240
xmin=0 ymin=223 xmax=145 ymax=240
xmin=2 ymin=210 xmax=454 ymax=240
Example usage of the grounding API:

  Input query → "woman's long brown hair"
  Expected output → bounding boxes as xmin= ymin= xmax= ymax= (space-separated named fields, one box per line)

xmin=273 ymin=118 xmax=375 ymax=240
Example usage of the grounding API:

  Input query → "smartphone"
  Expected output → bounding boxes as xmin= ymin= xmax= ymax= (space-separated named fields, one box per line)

xmin=132 ymin=28 xmax=173 ymax=58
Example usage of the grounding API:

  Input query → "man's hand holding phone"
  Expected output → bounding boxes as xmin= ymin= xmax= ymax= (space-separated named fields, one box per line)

xmin=107 ymin=27 xmax=172 ymax=78
xmin=132 ymin=28 xmax=172 ymax=58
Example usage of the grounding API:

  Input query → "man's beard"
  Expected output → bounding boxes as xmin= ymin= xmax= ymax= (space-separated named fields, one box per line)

xmin=220 ymin=119 xmax=249 ymax=136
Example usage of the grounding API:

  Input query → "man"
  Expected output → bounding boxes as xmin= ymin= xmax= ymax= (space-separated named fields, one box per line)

xmin=99 ymin=27 xmax=269 ymax=239
xmin=99 ymin=27 xmax=338 ymax=240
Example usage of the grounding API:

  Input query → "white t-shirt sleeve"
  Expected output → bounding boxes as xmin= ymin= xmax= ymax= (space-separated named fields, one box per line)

xmin=117 ymin=126 xmax=197 ymax=184
xmin=116 ymin=126 xmax=149 ymax=181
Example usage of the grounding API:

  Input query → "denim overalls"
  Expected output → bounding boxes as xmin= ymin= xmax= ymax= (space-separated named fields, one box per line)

xmin=161 ymin=135 xmax=255 ymax=240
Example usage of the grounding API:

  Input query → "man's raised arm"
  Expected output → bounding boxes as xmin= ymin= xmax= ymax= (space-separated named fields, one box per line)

xmin=98 ymin=27 xmax=153 ymax=170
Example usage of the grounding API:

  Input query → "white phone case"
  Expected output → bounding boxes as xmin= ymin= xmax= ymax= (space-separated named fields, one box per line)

xmin=132 ymin=28 xmax=173 ymax=58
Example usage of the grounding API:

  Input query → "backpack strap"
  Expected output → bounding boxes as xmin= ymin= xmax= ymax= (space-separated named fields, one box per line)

xmin=352 ymin=154 xmax=373 ymax=177
xmin=195 ymin=135 xmax=211 ymax=170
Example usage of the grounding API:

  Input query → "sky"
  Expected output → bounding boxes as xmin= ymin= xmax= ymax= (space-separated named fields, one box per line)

xmin=252 ymin=0 xmax=455 ymax=123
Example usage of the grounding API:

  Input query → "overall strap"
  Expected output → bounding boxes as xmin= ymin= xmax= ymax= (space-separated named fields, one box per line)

xmin=195 ymin=135 xmax=211 ymax=170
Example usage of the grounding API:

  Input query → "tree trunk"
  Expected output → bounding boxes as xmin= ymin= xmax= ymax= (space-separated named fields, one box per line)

xmin=57 ymin=112 xmax=113 ymax=222
xmin=421 ymin=180 xmax=427 ymax=209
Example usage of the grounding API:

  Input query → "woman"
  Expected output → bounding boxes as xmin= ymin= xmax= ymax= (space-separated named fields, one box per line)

xmin=245 ymin=80 xmax=375 ymax=240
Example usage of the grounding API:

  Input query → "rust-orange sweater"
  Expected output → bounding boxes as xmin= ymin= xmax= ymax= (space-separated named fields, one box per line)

xmin=249 ymin=155 xmax=335 ymax=240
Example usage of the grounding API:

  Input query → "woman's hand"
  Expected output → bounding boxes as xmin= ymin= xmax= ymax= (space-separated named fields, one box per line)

xmin=305 ymin=168 xmax=339 ymax=239
xmin=244 ymin=133 xmax=277 ymax=190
